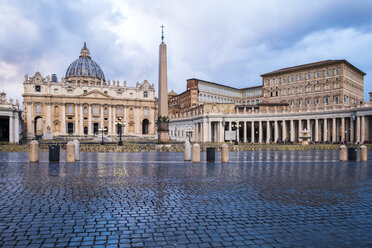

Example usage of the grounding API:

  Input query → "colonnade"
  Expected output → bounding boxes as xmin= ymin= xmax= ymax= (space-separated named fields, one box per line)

xmin=187 ymin=115 xmax=370 ymax=144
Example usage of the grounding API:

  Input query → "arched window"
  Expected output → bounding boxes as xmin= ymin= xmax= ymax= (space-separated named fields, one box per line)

xmin=93 ymin=106 xmax=98 ymax=114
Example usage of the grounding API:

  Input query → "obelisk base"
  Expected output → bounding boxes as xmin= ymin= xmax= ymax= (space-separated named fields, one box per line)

xmin=158 ymin=131 xmax=169 ymax=144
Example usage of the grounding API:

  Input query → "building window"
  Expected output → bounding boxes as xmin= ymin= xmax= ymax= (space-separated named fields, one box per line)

xmin=36 ymin=104 xmax=41 ymax=113
xmin=334 ymin=82 xmax=339 ymax=89
xmin=305 ymin=98 xmax=310 ymax=106
xmin=104 ymin=108 xmax=108 ymax=115
xmin=68 ymin=105 xmax=73 ymax=114
xmin=297 ymin=75 xmax=302 ymax=81
xmin=93 ymin=106 xmax=98 ymax=114
xmin=315 ymin=98 xmax=319 ymax=105
xmin=324 ymin=70 xmax=329 ymax=77
xmin=289 ymin=76 xmax=294 ymax=82
xmin=324 ymin=97 xmax=329 ymax=105
xmin=334 ymin=96 xmax=339 ymax=103
xmin=117 ymin=107 xmax=122 ymax=115
xmin=289 ymin=100 xmax=293 ymax=107
xmin=84 ymin=90 xmax=87 ymax=93
xmin=84 ymin=107 xmax=87 ymax=114
xmin=315 ymin=72 xmax=320 ymax=78
xmin=334 ymin=68 xmax=340 ymax=75
xmin=144 ymin=108 xmax=148 ymax=116
xmin=305 ymin=73 xmax=311 ymax=80
xmin=297 ymin=86 xmax=302 ymax=94
xmin=35 ymin=85 xmax=41 ymax=92
xmin=289 ymin=87 xmax=293 ymax=95
xmin=54 ymin=88 xmax=58 ymax=93
xmin=306 ymin=86 xmax=311 ymax=93
xmin=144 ymin=91 xmax=148 ymax=98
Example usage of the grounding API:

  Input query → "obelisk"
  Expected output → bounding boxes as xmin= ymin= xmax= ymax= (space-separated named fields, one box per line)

xmin=157 ymin=25 xmax=169 ymax=143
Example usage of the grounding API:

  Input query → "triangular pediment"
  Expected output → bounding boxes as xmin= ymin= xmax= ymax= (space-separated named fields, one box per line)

xmin=80 ymin=90 xmax=112 ymax=99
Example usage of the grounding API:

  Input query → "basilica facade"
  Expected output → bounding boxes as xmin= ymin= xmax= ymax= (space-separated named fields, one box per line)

xmin=23 ymin=43 xmax=156 ymax=140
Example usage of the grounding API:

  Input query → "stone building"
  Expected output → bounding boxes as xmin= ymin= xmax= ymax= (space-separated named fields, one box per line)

xmin=23 ymin=43 xmax=156 ymax=140
xmin=169 ymin=60 xmax=372 ymax=144
xmin=0 ymin=92 xmax=22 ymax=143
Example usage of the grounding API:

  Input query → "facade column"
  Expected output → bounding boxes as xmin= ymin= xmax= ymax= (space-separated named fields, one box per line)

xmin=274 ymin=120 xmax=278 ymax=143
xmin=47 ymin=103 xmax=52 ymax=131
xmin=61 ymin=104 xmax=66 ymax=135
xmin=135 ymin=107 xmax=140 ymax=135
xmin=108 ymin=105 xmax=112 ymax=135
xmin=100 ymin=105 xmax=104 ymax=129
xmin=361 ymin=116 xmax=366 ymax=143
xmin=332 ymin=118 xmax=337 ymax=143
xmin=9 ymin=115 xmax=13 ymax=143
xmin=282 ymin=120 xmax=287 ymax=141
xmin=203 ymin=119 xmax=208 ymax=142
xmin=350 ymin=117 xmax=354 ymax=143
xmin=315 ymin=119 xmax=319 ymax=142
xmin=113 ymin=107 xmax=116 ymax=135
xmin=298 ymin=119 xmax=302 ymax=141
xmin=266 ymin=120 xmax=271 ymax=143
xmin=27 ymin=102 xmax=33 ymax=138
xmin=228 ymin=121 xmax=231 ymax=131
xmin=307 ymin=119 xmax=311 ymax=141
xmin=74 ymin=104 xmax=79 ymax=135
xmin=356 ymin=116 xmax=360 ymax=143
xmin=243 ymin=121 xmax=247 ymax=143
xmin=323 ymin=119 xmax=328 ymax=142
xmin=290 ymin=120 xmax=294 ymax=142
xmin=258 ymin=121 xmax=263 ymax=143
xmin=251 ymin=121 xmax=255 ymax=143
xmin=80 ymin=105 xmax=83 ymax=135
xmin=341 ymin=117 xmax=345 ymax=142
xmin=88 ymin=104 xmax=92 ymax=135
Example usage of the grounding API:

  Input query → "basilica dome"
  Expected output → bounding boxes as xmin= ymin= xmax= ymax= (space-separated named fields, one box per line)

xmin=65 ymin=42 xmax=105 ymax=81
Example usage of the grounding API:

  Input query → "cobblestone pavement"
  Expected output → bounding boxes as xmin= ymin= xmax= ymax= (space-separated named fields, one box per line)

xmin=0 ymin=150 xmax=371 ymax=247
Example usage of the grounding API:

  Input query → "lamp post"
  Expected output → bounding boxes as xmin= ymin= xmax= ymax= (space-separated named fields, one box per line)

xmin=115 ymin=117 xmax=126 ymax=146
xmin=98 ymin=126 xmax=107 ymax=145
xmin=186 ymin=129 xmax=193 ymax=143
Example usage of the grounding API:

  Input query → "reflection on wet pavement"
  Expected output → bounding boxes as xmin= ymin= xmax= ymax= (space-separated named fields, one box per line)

xmin=0 ymin=150 xmax=371 ymax=247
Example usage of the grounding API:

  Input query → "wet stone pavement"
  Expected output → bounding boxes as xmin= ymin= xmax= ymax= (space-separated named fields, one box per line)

xmin=0 ymin=150 xmax=372 ymax=248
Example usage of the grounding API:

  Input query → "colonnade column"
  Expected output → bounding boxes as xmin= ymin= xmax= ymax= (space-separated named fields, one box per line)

xmin=274 ymin=120 xmax=278 ymax=143
xmin=299 ymin=120 xmax=302 ymax=141
xmin=350 ymin=117 xmax=354 ymax=143
xmin=361 ymin=116 xmax=366 ymax=143
xmin=290 ymin=120 xmax=294 ymax=142
xmin=61 ymin=104 xmax=66 ymax=135
xmin=236 ymin=121 xmax=239 ymax=143
xmin=266 ymin=121 xmax=270 ymax=143
xmin=88 ymin=104 xmax=92 ymax=135
xmin=219 ymin=121 xmax=224 ymax=142
xmin=356 ymin=116 xmax=360 ymax=143
xmin=259 ymin=121 xmax=263 ymax=143
xmin=74 ymin=104 xmax=79 ymax=135
xmin=341 ymin=117 xmax=345 ymax=142
xmin=282 ymin=120 xmax=287 ymax=141
xmin=315 ymin=119 xmax=319 ymax=142
xmin=251 ymin=121 xmax=255 ymax=143
xmin=9 ymin=115 xmax=13 ymax=143
xmin=307 ymin=119 xmax=311 ymax=141
xmin=14 ymin=113 xmax=19 ymax=143
xmin=323 ymin=119 xmax=328 ymax=142
xmin=203 ymin=119 xmax=208 ymax=142
xmin=332 ymin=118 xmax=336 ymax=143
xmin=243 ymin=121 xmax=247 ymax=143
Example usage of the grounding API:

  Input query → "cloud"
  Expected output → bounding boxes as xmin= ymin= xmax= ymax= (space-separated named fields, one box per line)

xmin=0 ymin=0 xmax=372 ymax=104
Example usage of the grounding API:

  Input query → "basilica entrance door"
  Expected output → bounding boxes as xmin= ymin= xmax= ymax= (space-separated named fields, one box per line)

xmin=93 ymin=123 xmax=99 ymax=135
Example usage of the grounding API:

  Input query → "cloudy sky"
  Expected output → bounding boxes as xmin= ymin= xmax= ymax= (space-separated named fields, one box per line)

xmin=1 ymin=0 xmax=372 ymax=103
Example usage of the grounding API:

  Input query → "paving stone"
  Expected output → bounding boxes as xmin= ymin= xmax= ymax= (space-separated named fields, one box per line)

xmin=0 ymin=151 xmax=371 ymax=247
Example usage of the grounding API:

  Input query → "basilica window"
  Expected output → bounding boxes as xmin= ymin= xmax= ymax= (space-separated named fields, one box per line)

xmin=305 ymin=98 xmax=310 ymax=106
xmin=143 ymin=108 xmax=148 ymax=116
xmin=84 ymin=107 xmax=87 ymax=114
xmin=315 ymin=98 xmax=319 ymax=105
xmin=296 ymin=99 xmax=301 ymax=106
xmin=334 ymin=96 xmax=339 ymax=104
xmin=104 ymin=108 xmax=108 ymax=115
xmin=68 ymin=105 xmax=73 ymax=114
xmin=36 ymin=104 xmax=41 ymax=113
xmin=324 ymin=97 xmax=329 ymax=105
xmin=143 ymin=91 xmax=148 ymax=98
xmin=117 ymin=107 xmax=122 ymax=115
xmin=93 ymin=106 xmax=98 ymax=114
xmin=35 ymin=85 xmax=41 ymax=92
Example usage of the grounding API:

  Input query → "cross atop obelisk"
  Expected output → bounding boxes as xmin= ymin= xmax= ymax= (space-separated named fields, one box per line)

xmin=157 ymin=24 xmax=169 ymax=143
xmin=160 ymin=24 xmax=165 ymax=42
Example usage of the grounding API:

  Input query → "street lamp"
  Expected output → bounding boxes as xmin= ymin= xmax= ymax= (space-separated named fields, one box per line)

xmin=98 ymin=126 xmax=108 ymax=145
xmin=115 ymin=117 xmax=126 ymax=146
xmin=186 ymin=129 xmax=193 ymax=143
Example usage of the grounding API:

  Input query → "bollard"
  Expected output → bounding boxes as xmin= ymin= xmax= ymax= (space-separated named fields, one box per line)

xmin=339 ymin=145 xmax=347 ymax=161
xmin=360 ymin=145 xmax=367 ymax=161
xmin=66 ymin=141 xmax=75 ymax=162
xmin=221 ymin=143 xmax=229 ymax=163
xmin=192 ymin=143 xmax=200 ymax=163
xmin=29 ymin=140 xmax=39 ymax=162
xmin=73 ymin=139 xmax=80 ymax=161
xmin=184 ymin=140 xmax=191 ymax=161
